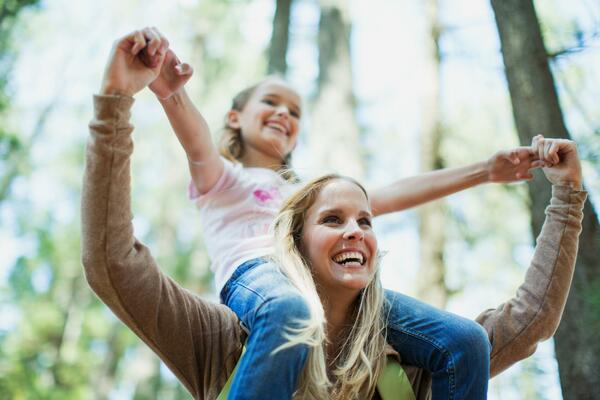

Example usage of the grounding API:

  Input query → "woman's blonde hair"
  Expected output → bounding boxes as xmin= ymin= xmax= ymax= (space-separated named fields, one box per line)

xmin=271 ymin=174 xmax=387 ymax=399
xmin=218 ymin=77 xmax=297 ymax=182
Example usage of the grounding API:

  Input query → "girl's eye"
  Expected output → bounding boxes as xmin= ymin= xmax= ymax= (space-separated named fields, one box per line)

xmin=263 ymin=99 xmax=276 ymax=106
xmin=291 ymin=110 xmax=300 ymax=118
xmin=359 ymin=218 xmax=372 ymax=227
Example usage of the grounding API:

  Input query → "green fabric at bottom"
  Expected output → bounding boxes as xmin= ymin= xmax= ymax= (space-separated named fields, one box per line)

xmin=217 ymin=349 xmax=416 ymax=399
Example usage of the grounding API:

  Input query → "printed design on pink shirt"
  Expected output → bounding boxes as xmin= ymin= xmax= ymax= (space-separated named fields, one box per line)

xmin=252 ymin=187 xmax=281 ymax=205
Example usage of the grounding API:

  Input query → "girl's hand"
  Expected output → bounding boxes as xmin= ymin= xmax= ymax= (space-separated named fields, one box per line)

xmin=486 ymin=147 xmax=547 ymax=183
xmin=149 ymin=48 xmax=194 ymax=100
xmin=531 ymin=135 xmax=583 ymax=190
xmin=100 ymin=27 xmax=169 ymax=97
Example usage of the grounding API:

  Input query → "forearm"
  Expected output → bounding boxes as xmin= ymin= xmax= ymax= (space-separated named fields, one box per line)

xmin=475 ymin=185 xmax=586 ymax=377
xmin=82 ymin=95 xmax=243 ymax=398
xmin=159 ymin=88 xmax=217 ymax=162
xmin=370 ymin=161 xmax=489 ymax=216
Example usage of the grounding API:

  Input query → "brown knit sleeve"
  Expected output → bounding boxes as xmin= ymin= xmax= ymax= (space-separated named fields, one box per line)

xmin=81 ymin=95 xmax=245 ymax=399
xmin=475 ymin=185 xmax=586 ymax=377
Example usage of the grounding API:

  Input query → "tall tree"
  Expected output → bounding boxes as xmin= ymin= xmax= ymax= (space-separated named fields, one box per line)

xmin=491 ymin=1 xmax=600 ymax=398
xmin=311 ymin=0 xmax=364 ymax=179
xmin=267 ymin=0 xmax=293 ymax=75
xmin=416 ymin=0 xmax=449 ymax=308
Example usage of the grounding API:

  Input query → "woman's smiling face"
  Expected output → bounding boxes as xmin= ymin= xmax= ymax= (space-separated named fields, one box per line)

xmin=301 ymin=179 xmax=378 ymax=296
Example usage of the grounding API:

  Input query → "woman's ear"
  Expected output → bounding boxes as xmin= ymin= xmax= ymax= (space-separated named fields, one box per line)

xmin=226 ymin=110 xmax=241 ymax=130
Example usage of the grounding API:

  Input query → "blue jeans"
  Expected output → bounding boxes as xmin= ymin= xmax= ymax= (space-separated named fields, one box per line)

xmin=221 ymin=258 xmax=490 ymax=399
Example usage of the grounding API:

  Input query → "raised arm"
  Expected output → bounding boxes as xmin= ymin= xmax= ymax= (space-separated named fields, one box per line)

xmin=82 ymin=29 xmax=244 ymax=399
xmin=369 ymin=147 xmax=541 ymax=216
xmin=144 ymin=28 xmax=224 ymax=195
xmin=474 ymin=138 xmax=585 ymax=377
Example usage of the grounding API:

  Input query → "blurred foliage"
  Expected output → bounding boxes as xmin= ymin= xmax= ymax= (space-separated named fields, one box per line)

xmin=0 ymin=0 xmax=39 ymax=202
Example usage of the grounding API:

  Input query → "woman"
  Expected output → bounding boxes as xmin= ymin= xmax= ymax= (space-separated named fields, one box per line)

xmin=82 ymin=31 xmax=586 ymax=399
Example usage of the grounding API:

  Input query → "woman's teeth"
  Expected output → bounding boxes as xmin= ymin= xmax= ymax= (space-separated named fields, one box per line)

xmin=332 ymin=251 xmax=364 ymax=265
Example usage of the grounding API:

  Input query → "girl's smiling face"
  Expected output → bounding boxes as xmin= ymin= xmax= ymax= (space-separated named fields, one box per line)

xmin=301 ymin=179 xmax=378 ymax=296
xmin=227 ymin=79 xmax=302 ymax=166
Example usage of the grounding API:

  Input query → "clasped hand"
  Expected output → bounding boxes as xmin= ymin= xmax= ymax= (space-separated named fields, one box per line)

xmin=100 ymin=27 xmax=192 ymax=99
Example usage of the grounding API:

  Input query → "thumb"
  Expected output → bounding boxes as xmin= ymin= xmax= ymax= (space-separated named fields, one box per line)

xmin=149 ymin=50 xmax=167 ymax=74
xmin=175 ymin=62 xmax=193 ymax=76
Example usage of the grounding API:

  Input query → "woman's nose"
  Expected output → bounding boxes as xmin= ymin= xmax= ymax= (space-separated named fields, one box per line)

xmin=343 ymin=221 xmax=364 ymax=241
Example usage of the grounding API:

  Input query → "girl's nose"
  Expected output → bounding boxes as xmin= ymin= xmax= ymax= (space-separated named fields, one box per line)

xmin=275 ymin=105 xmax=290 ymax=117
xmin=343 ymin=221 xmax=364 ymax=241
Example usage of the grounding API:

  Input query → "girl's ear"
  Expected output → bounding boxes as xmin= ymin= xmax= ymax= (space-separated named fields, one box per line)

xmin=226 ymin=110 xmax=241 ymax=129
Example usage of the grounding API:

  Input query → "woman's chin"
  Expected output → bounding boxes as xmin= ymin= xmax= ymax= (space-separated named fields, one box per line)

xmin=330 ymin=264 xmax=372 ymax=291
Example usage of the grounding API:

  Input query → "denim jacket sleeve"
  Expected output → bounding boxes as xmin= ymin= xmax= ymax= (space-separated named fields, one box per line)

xmin=475 ymin=185 xmax=586 ymax=377
xmin=81 ymin=95 xmax=245 ymax=399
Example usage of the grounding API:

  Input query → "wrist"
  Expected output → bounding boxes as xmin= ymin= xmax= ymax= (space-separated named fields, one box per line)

xmin=472 ymin=160 xmax=491 ymax=184
xmin=555 ymin=180 xmax=582 ymax=191
xmin=99 ymin=82 xmax=134 ymax=97
xmin=158 ymin=88 xmax=188 ymax=107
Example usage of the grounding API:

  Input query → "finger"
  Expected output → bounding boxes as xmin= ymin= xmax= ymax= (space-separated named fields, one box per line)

xmin=548 ymin=141 xmax=560 ymax=164
xmin=505 ymin=149 xmax=521 ymax=165
xmin=531 ymin=160 xmax=547 ymax=169
xmin=130 ymin=30 xmax=147 ymax=55
xmin=542 ymin=140 xmax=552 ymax=164
xmin=148 ymin=50 xmax=166 ymax=72
xmin=175 ymin=62 xmax=193 ymax=76
xmin=516 ymin=171 xmax=534 ymax=180
xmin=143 ymin=27 xmax=161 ymax=56
xmin=537 ymin=137 xmax=545 ymax=163
xmin=530 ymin=138 xmax=541 ymax=160
xmin=151 ymin=26 xmax=170 ymax=55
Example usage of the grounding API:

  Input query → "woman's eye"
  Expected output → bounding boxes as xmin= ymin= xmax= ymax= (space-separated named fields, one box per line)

xmin=322 ymin=215 xmax=340 ymax=224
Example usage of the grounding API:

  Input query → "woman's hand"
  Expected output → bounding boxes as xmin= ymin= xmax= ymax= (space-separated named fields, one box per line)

xmin=532 ymin=135 xmax=583 ymax=190
xmin=99 ymin=27 xmax=169 ymax=97
xmin=149 ymin=49 xmax=194 ymax=100
xmin=486 ymin=147 xmax=546 ymax=183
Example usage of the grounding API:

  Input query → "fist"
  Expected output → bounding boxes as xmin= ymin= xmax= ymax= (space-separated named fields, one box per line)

xmin=531 ymin=135 xmax=582 ymax=190
xmin=100 ymin=27 xmax=170 ymax=97
xmin=149 ymin=49 xmax=194 ymax=100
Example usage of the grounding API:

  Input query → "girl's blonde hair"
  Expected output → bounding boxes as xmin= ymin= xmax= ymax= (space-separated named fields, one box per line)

xmin=271 ymin=174 xmax=387 ymax=399
xmin=218 ymin=77 xmax=297 ymax=182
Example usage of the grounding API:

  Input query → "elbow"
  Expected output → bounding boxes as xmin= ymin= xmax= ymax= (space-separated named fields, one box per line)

xmin=81 ymin=252 xmax=107 ymax=295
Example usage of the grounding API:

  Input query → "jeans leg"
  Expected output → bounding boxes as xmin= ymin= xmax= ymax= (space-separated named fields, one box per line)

xmin=223 ymin=261 xmax=311 ymax=400
xmin=384 ymin=290 xmax=491 ymax=400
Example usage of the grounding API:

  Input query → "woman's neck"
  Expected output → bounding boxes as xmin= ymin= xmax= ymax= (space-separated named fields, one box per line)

xmin=321 ymin=293 xmax=358 ymax=364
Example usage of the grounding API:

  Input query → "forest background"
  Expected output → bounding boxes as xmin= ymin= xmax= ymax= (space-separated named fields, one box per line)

xmin=0 ymin=0 xmax=598 ymax=399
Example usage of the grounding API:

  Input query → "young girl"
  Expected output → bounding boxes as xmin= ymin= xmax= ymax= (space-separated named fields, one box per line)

xmin=141 ymin=27 xmax=541 ymax=399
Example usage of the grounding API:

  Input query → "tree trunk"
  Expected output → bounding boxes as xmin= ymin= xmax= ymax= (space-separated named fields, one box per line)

xmin=416 ymin=0 xmax=449 ymax=308
xmin=268 ymin=0 xmax=293 ymax=75
xmin=311 ymin=0 xmax=364 ymax=179
xmin=491 ymin=1 xmax=600 ymax=398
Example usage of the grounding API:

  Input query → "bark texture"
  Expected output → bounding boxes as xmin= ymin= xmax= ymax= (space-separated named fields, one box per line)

xmin=311 ymin=0 xmax=364 ymax=179
xmin=268 ymin=0 xmax=293 ymax=75
xmin=417 ymin=0 xmax=449 ymax=308
xmin=491 ymin=1 xmax=600 ymax=398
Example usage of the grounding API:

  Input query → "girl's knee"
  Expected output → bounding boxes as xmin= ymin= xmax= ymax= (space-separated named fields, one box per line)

xmin=466 ymin=322 xmax=490 ymax=352
xmin=456 ymin=321 xmax=491 ymax=369
xmin=263 ymin=294 xmax=311 ymax=323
